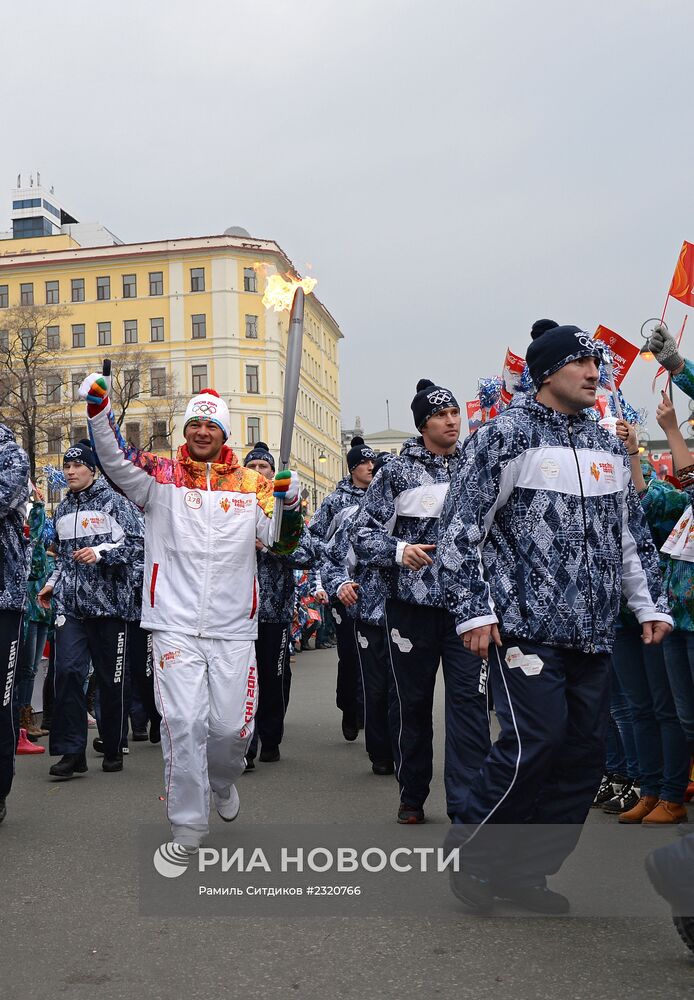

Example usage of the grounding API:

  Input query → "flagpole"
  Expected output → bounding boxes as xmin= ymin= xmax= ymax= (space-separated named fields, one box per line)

xmin=660 ymin=293 xmax=670 ymax=325
xmin=660 ymin=291 xmax=673 ymax=400
xmin=604 ymin=361 xmax=623 ymax=420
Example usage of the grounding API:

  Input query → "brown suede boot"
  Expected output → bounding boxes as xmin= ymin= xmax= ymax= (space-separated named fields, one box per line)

xmin=641 ymin=800 xmax=689 ymax=825
xmin=618 ymin=795 xmax=659 ymax=824
xmin=22 ymin=706 xmax=47 ymax=738
xmin=28 ymin=708 xmax=49 ymax=737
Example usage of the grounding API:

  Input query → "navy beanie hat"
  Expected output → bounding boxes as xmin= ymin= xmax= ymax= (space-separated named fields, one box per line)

xmin=410 ymin=379 xmax=459 ymax=431
xmin=372 ymin=450 xmax=397 ymax=477
xmin=347 ymin=436 xmax=377 ymax=473
xmin=526 ymin=319 xmax=603 ymax=389
xmin=243 ymin=441 xmax=275 ymax=471
xmin=63 ymin=441 xmax=96 ymax=472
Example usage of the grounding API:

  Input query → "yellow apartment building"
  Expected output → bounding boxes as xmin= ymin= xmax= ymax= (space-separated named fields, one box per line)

xmin=0 ymin=188 xmax=343 ymax=509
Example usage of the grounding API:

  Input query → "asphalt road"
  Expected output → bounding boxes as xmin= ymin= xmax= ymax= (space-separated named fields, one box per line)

xmin=3 ymin=646 xmax=692 ymax=999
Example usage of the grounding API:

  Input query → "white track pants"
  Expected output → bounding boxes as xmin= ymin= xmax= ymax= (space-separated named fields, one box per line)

xmin=151 ymin=631 xmax=257 ymax=845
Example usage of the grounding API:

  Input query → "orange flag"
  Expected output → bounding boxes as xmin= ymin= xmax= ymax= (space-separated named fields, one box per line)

xmin=668 ymin=241 xmax=694 ymax=307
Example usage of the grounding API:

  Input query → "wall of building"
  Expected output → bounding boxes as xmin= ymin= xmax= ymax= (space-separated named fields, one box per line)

xmin=0 ymin=235 xmax=343 ymax=506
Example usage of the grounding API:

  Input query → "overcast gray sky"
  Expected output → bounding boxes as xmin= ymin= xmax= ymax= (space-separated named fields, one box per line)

xmin=4 ymin=0 xmax=694 ymax=439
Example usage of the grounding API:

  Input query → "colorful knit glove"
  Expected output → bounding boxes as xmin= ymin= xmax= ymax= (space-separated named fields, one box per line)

xmin=78 ymin=372 xmax=111 ymax=417
xmin=273 ymin=470 xmax=300 ymax=511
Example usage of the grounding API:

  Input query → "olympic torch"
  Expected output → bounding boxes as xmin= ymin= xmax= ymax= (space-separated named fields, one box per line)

xmin=271 ymin=287 xmax=305 ymax=540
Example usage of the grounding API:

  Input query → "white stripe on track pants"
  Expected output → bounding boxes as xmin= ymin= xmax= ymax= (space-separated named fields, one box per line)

xmin=151 ymin=631 xmax=257 ymax=846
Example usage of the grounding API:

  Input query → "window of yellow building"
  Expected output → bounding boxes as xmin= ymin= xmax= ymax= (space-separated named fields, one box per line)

xmin=192 ymin=314 xmax=206 ymax=339
xmin=191 ymin=364 xmax=207 ymax=393
xmin=246 ymin=365 xmax=259 ymax=394
xmin=247 ymin=417 xmax=260 ymax=445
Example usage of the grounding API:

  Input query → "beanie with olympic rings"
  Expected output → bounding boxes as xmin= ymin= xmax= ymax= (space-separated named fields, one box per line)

xmin=183 ymin=389 xmax=230 ymax=439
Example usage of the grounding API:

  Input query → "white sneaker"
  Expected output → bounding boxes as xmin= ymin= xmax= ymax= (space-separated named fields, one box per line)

xmin=214 ymin=785 xmax=240 ymax=822
xmin=174 ymin=843 xmax=199 ymax=855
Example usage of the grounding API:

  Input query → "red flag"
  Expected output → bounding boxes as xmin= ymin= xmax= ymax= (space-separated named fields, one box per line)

xmin=466 ymin=399 xmax=498 ymax=433
xmin=649 ymin=450 xmax=673 ymax=479
xmin=669 ymin=241 xmax=694 ymax=307
xmin=501 ymin=348 xmax=525 ymax=398
xmin=593 ymin=326 xmax=639 ymax=388
xmin=594 ymin=394 xmax=609 ymax=418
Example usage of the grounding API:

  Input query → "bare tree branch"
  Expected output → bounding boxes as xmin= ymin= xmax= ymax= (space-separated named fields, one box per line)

xmin=0 ymin=304 xmax=73 ymax=478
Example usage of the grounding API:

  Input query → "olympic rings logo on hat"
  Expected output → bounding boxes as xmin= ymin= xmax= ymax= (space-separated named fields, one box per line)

xmin=192 ymin=400 xmax=218 ymax=415
xmin=574 ymin=332 xmax=600 ymax=353
xmin=426 ymin=389 xmax=452 ymax=406
xmin=64 ymin=447 xmax=84 ymax=460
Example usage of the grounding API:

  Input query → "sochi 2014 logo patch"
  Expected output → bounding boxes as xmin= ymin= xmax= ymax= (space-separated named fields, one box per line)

xmin=219 ymin=498 xmax=230 ymax=513
xmin=158 ymin=649 xmax=181 ymax=670
xmin=185 ymin=490 xmax=203 ymax=509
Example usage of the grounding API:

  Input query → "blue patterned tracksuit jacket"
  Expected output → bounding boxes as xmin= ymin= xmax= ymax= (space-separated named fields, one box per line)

xmin=309 ymin=477 xmax=367 ymax=552
xmin=351 ymin=437 xmax=463 ymax=609
xmin=437 ymin=394 xmax=671 ymax=654
xmin=321 ymin=482 xmax=392 ymax=626
xmin=257 ymin=524 xmax=319 ymax=624
xmin=48 ymin=477 xmax=145 ymax=620
xmin=0 ymin=424 xmax=30 ymax=613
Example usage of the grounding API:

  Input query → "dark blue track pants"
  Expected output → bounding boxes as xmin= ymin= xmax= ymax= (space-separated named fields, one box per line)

xmin=50 ymin=615 xmax=127 ymax=757
xmin=385 ymin=599 xmax=491 ymax=812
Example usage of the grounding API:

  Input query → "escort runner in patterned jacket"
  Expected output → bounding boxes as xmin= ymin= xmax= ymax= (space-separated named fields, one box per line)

xmin=438 ymin=395 xmax=670 ymax=653
xmin=42 ymin=442 xmax=144 ymax=776
xmin=322 ymin=451 xmax=398 ymax=772
xmin=309 ymin=476 xmax=367 ymax=558
xmin=48 ymin=476 xmax=143 ymax=620
xmin=248 ymin=524 xmax=318 ymax=764
xmin=0 ymin=423 xmax=30 ymax=820
xmin=309 ymin=437 xmax=377 ymax=741
xmin=351 ymin=382 xmax=490 ymax=825
xmin=438 ymin=321 xmax=673 ymax=914
xmin=81 ymin=374 xmax=301 ymax=848
xmin=353 ymin=436 xmax=463 ymax=608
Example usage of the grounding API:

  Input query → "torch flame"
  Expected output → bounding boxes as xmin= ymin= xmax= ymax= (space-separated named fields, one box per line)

xmin=253 ymin=265 xmax=317 ymax=313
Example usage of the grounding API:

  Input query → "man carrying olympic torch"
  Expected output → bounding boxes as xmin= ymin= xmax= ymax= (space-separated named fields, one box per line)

xmin=78 ymin=339 xmax=303 ymax=849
